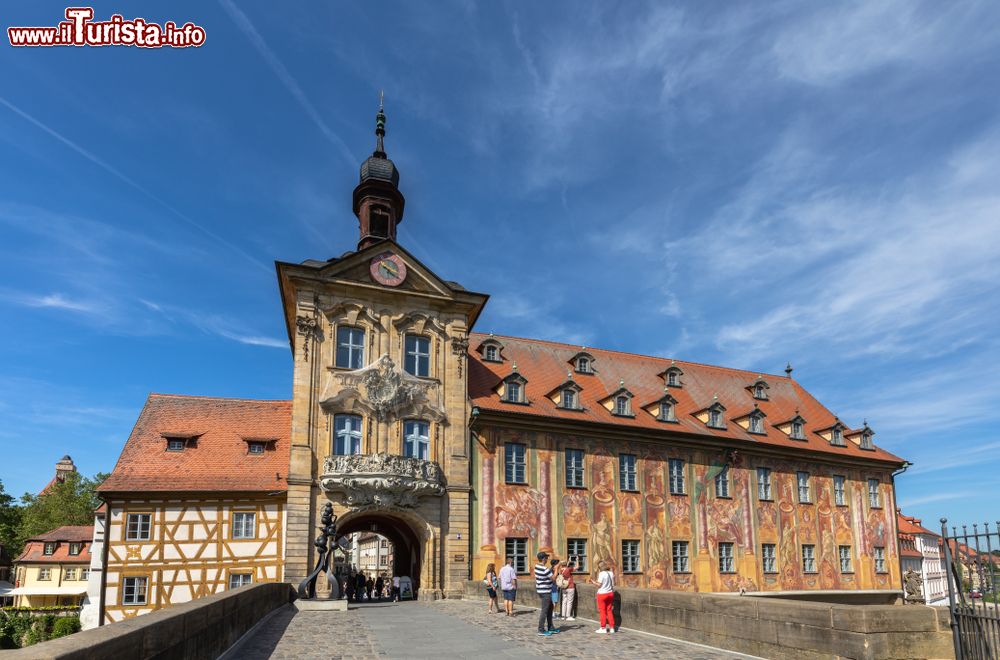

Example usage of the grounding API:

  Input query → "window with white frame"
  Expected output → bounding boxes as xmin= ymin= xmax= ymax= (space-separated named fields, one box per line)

xmin=834 ymin=475 xmax=847 ymax=506
xmin=619 ymin=454 xmax=637 ymax=491
xmin=81 ymin=568 xmax=90 ymax=581
xmin=659 ymin=400 xmax=677 ymax=422
xmin=757 ymin=467 xmax=772 ymax=500
xmin=749 ymin=413 xmax=764 ymax=434
xmin=672 ymin=540 xmax=690 ymax=572
xmin=791 ymin=420 xmax=805 ymax=440
xmin=561 ymin=388 xmax=578 ymax=409
xmin=167 ymin=438 xmax=186 ymax=452
xmin=614 ymin=395 xmax=631 ymax=416
xmin=753 ymin=383 xmax=767 ymax=399
xmin=229 ymin=573 xmax=253 ymax=589
xmin=761 ymin=544 xmax=777 ymax=573
xmin=333 ymin=414 xmax=363 ymax=455
xmin=622 ymin=540 xmax=640 ymax=573
xmin=860 ymin=432 xmax=873 ymax=450
xmin=874 ymin=546 xmax=886 ymax=573
xmin=565 ymin=449 xmax=585 ymax=488
xmin=718 ymin=542 xmax=735 ymax=573
xmin=404 ymin=334 xmax=430 ymax=377
xmin=38 ymin=567 xmax=51 ymax=580
xmin=715 ymin=466 xmax=730 ymax=498
xmin=666 ymin=370 xmax=680 ymax=387
xmin=65 ymin=568 xmax=77 ymax=581
xmin=506 ymin=538 xmax=528 ymax=574
xmin=336 ymin=326 xmax=365 ymax=369
xmin=868 ymin=479 xmax=881 ymax=508
xmin=123 ymin=576 xmax=148 ymax=605
xmin=404 ymin=420 xmax=430 ymax=460
xmin=576 ymin=356 xmax=591 ymax=373
xmin=43 ymin=542 xmax=56 ymax=555
xmin=505 ymin=380 xmax=524 ymax=403
xmin=669 ymin=459 xmax=685 ymax=495
xmin=831 ymin=427 xmax=845 ymax=446
xmin=802 ymin=544 xmax=816 ymax=573
xmin=248 ymin=441 xmax=266 ymax=455
xmin=708 ymin=407 xmax=724 ymax=428
xmin=126 ymin=513 xmax=152 ymax=541
xmin=505 ymin=443 xmax=526 ymax=484
xmin=484 ymin=345 xmax=499 ymax=362
xmin=839 ymin=545 xmax=853 ymax=573
xmin=797 ymin=471 xmax=811 ymax=503
xmin=232 ymin=512 xmax=256 ymax=540
xmin=567 ymin=538 xmax=588 ymax=572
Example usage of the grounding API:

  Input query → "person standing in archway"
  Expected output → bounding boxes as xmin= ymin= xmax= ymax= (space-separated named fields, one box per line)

xmin=498 ymin=557 xmax=517 ymax=616
xmin=375 ymin=574 xmax=384 ymax=602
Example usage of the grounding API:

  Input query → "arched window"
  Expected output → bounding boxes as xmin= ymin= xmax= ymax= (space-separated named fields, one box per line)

xmin=831 ymin=427 xmax=844 ymax=446
xmin=333 ymin=415 xmax=362 ymax=455
xmin=615 ymin=395 xmax=630 ymax=416
xmin=403 ymin=420 xmax=429 ymax=460
xmin=668 ymin=372 xmax=678 ymax=387
xmin=709 ymin=408 xmax=723 ymax=428
xmin=404 ymin=334 xmax=430 ymax=377
xmin=562 ymin=388 xmax=577 ymax=409
xmin=791 ymin=420 xmax=804 ymax=439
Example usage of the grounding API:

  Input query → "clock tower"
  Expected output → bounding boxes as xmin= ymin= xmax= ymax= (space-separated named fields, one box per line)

xmin=353 ymin=97 xmax=405 ymax=250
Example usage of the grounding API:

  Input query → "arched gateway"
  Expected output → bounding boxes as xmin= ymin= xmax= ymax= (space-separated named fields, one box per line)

xmin=336 ymin=509 xmax=427 ymax=594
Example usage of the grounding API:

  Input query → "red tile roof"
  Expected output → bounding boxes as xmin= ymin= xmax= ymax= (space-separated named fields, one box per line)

xmin=468 ymin=333 xmax=905 ymax=465
xmin=16 ymin=526 xmax=93 ymax=564
xmin=898 ymin=511 xmax=937 ymax=537
xmin=99 ymin=394 xmax=291 ymax=494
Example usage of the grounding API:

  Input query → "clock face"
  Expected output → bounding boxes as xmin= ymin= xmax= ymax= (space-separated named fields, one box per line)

xmin=370 ymin=252 xmax=407 ymax=287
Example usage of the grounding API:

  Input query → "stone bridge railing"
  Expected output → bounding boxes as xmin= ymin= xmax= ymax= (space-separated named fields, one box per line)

xmin=5 ymin=582 xmax=294 ymax=660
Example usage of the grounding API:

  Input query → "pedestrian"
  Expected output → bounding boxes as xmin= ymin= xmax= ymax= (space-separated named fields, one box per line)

xmin=392 ymin=575 xmax=401 ymax=601
xmin=559 ymin=561 xmax=576 ymax=620
xmin=375 ymin=575 xmax=384 ymax=602
xmin=483 ymin=562 xmax=500 ymax=613
xmin=356 ymin=572 xmax=366 ymax=601
xmin=588 ymin=560 xmax=615 ymax=634
xmin=533 ymin=551 xmax=559 ymax=636
xmin=498 ymin=556 xmax=518 ymax=616
xmin=345 ymin=575 xmax=355 ymax=602
xmin=366 ymin=576 xmax=375 ymax=601
xmin=549 ymin=558 xmax=561 ymax=618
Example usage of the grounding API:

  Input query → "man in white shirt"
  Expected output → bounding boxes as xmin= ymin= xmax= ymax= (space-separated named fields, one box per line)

xmin=498 ymin=556 xmax=518 ymax=616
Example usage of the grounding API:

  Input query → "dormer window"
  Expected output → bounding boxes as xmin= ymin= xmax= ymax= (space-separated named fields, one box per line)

xmin=860 ymin=431 xmax=874 ymax=450
xmin=477 ymin=336 xmax=505 ymax=363
xmin=615 ymin=395 xmax=630 ymax=416
xmin=485 ymin=345 xmax=498 ymax=362
xmin=662 ymin=364 xmax=684 ymax=388
xmin=831 ymin=427 xmax=844 ymax=445
xmin=659 ymin=400 xmax=676 ymax=422
xmin=791 ymin=420 xmax=804 ymax=440
xmin=709 ymin=408 xmax=723 ymax=428
xmin=166 ymin=438 xmax=186 ymax=452
xmin=754 ymin=384 xmax=765 ymax=399
xmin=703 ymin=400 xmax=726 ymax=429
xmin=501 ymin=370 xmax=529 ymax=405
xmin=569 ymin=351 xmax=596 ymax=374
xmin=43 ymin=542 xmax=56 ymax=555
xmin=69 ymin=542 xmax=82 ymax=555
xmin=748 ymin=377 xmax=770 ymax=400
xmin=749 ymin=413 xmax=764 ymax=434
xmin=506 ymin=381 xmax=521 ymax=402
xmin=248 ymin=441 xmax=266 ymax=455
xmin=562 ymin=388 xmax=577 ymax=410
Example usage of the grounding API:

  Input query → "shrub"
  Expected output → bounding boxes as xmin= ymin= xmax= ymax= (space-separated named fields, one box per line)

xmin=51 ymin=616 xmax=80 ymax=639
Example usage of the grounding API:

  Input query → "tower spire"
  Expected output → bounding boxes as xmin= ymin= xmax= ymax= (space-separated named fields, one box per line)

xmin=353 ymin=93 xmax=405 ymax=251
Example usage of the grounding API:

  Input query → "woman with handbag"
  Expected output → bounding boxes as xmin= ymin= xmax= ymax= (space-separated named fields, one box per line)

xmin=588 ymin=560 xmax=615 ymax=634
xmin=483 ymin=562 xmax=500 ymax=613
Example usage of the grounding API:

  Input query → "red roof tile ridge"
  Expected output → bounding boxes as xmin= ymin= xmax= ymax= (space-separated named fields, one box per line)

xmin=148 ymin=392 xmax=292 ymax=404
xmin=469 ymin=332 xmax=793 ymax=381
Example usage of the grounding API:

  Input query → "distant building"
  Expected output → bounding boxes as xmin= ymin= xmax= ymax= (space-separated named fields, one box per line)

xmin=12 ymin=525 xmax=93 ymax=608
xmin=357 ymin=533 xmax=393 ymax=575
xmin=40 ymin=455 xmax=78 ymax=495
xmin=897 ymin=510 xmax=946 ymax=605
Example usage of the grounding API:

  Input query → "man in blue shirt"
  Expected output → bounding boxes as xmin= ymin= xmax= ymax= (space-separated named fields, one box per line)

xmin=533 ymin=551 xmax=560 ymax=636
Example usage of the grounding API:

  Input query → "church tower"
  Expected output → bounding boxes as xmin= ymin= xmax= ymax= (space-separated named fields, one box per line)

xmin=353 ymin=97 xmax=405 ymax=250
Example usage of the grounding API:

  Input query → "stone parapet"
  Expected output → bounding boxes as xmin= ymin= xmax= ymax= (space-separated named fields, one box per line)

xmin=461 ymin=580 xmax=954 ymax=659
xmin=6 ymin=582 xmax=295 ymax=660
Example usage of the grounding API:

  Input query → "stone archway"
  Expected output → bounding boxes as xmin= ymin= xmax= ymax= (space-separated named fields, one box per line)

xmin=336 ymin=509 xmax=430 ymax=598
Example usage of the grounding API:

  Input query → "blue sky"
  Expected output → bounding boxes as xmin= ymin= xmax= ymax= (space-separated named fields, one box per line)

xmin=1 ymin=1 xmax=998 ymax=531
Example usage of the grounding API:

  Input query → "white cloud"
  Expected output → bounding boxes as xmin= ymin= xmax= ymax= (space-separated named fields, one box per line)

xmin=21 ymin=293 xmax=101 ymax=314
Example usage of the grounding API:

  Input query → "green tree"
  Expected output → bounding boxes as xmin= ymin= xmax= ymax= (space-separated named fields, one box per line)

xmin=15 ymin=472 xmax=108 ymax=554
xmin=0 ymin=481 xmax=22 ymax=561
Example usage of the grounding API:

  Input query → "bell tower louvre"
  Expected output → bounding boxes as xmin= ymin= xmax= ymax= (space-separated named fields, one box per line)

xmin=353 ymin=94 xmax=405 ymax=251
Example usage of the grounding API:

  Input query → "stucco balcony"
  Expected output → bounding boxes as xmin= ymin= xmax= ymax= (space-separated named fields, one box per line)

xmin=319 ymin=452 xmax=445 ymax=508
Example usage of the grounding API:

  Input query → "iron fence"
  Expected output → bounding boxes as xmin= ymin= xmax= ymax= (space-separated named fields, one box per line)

xmin=942 ymin=518 xmax=1000 ymax=660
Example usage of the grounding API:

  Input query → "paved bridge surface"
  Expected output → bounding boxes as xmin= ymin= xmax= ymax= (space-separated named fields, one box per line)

xmin=234 ymin=599 xmax=753 ymax=659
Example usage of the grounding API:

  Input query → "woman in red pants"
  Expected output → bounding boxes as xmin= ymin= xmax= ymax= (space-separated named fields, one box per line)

xmin=589 ymin=560 xmax=616 ymax=633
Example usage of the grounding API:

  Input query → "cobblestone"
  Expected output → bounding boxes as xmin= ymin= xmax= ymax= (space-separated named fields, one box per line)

xmin=233 ymin=599 xmax=753 ymax=659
